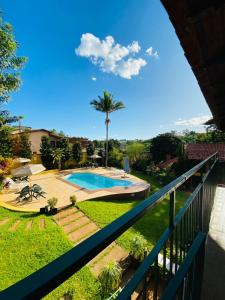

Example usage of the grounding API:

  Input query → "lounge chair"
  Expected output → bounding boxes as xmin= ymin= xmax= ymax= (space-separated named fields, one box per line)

xmin=31 ymin=184 xmax=46 ymax=199
xmin=12 ymin=176 xmax=29 ymax=182
xmin=16 ymin=185 xmax=31 ymax=202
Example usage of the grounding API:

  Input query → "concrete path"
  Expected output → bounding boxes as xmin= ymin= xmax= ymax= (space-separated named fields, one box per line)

xmin=201 ymin=185 xmax=225 ymax=300
xmin=54 ymin=206 xmax=128 ymax=276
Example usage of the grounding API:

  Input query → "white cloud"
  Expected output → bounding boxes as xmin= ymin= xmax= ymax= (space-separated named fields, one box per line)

xmin=146 ymin=46 xmax=159 ymax=59
xmin=91 ymin=76 xmax=97 ymax=81
xmin=174 ymin=115 xmax=211 ymax=127
xmin=75 ymin=33 xmax=146 ymax=79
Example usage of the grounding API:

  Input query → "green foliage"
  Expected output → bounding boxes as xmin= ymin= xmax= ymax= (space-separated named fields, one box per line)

xmin=40 ymin=136 xmax=54 ymax=169
xmin=0 ymin=17 xmax=27 ymax=126
xmin=0 ymin=125 xmax=13 ymax=157
xmin=57 ymin=138 xmax=71 ymax=166
xmin=151 ymin=133 xmax=184 ymax=163
xmin=132 ymin=157 xmax=151 ymax=172
xmin=108 ymin=147 xmax=123 ymax=169
xmin=70 ymin=195 xmax=77 ymax=206
xmin=72 ymin=142 xmax=82 ymax=164
xmin=126 ymin=142 xmax=145 ymax=163
xmin=0 ymin=207 xmax=100 ymax=299
xmin=51 ymin=148 xmax=64 ymax=170
xmin=0 ymin=155 xmax=13 ymax=180
xmin=17 ymin=133 xmax=32 ymax=158
xmin=47 ymin=197 xmax=58 ymax=209
xmin=99 ymin=262 xmax=122 ymax=297
xmin=181 ymin=129 xmax=225 ymax=143
xmin=86 ymin=142 xmax=95 ymax=157
xmin=130 ymin=235 xmax=150 ymax=262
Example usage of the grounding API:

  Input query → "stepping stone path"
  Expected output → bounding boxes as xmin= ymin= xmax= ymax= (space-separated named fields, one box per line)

xmin=0 ymin=218 xmax=10 ymax=226
xmin=26 ymin=220 xmax=33 ymax=230
xmin=39 ymin=219 xmax=45 ymax=229
xmin=54 ymin=207 xmax=128 ymax=276
xmin=9 ymin=220 xmax=21 ymax=231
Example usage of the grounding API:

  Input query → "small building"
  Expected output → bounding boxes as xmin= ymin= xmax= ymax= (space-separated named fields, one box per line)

xmin=11 ymin=129 xmax=61 ymax=163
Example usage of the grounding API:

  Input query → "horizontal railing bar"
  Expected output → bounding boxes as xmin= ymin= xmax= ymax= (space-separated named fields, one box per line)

xmin=160 ymin=232 xmax=206 ymax=300
xmin=117 ymin=155 xmax=217 ymax=299
xmin=0 ymin=153 xmax=217 ymax=300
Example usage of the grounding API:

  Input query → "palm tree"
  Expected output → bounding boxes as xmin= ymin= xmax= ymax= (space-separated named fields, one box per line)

xmin=18 ymin=115 xmax=24 ymax=132
xmin=90 ymin=91 xmax=125 ymax=167
xmin=51 ymin=148 xmax=64 ymax=170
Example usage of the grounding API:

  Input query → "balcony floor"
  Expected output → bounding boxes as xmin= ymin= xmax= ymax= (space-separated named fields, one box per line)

xmin=201 ymin=185 xmax=225 ymax=300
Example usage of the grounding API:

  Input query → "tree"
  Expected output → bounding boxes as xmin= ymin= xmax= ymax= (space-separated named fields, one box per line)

xmin=51 ymin=148 xmax=64 ymax=170
xmin=150 ymin=133 xmax=184 ymax=163
xmin=86 ymin=142 xmax=95 ymax=157
xmin=40 ymin=136 xmax=54 ymax=169
xmin=72 ymin=142 xmax=82 ymax=165
xmin=108 ymin=147 xmax=123 ymax=169
xmin=0 ymin=17 xmax=27 ymax=126
xmin=18 ymin=115 xmax=24 ymax=132
xmin=0 ymin=125 xmax=13 ymax=157
xmin=90 ymin=91 xmax=125 ymax=167
xmin=18 ymin=133 xmax=32 ymax=158
xmin=57 ymin=138 xmax=71 ymax=166
xmin=126 ymin=142 xmax=145 ymax=164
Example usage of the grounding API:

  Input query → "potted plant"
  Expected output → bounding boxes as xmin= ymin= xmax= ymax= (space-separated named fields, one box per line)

xmin=70 ymin=195 xmax=77 ymax=206
xmin=47 ymin=197 xmax=58 ymax=214
xmin=99 ymin=262 xmax=122 ymax=299
xmin=129 ymin=235 xmax=150 ymax=267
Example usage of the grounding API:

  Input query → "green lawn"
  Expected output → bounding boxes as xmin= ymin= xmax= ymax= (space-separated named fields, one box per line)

xmin=78 ymin=172 xmax=188 ymax=251
xmin=0 ymin=208 xmax=100 ymax=299
xmin=0 ymin=171 xmax=188 ymax=299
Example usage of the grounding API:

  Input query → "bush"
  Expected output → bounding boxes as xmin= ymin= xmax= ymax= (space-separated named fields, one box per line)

xmin=132 ymin=157 xmax=151 ymax=172
xmin=130 ymin=235 xmax=150 ymax=262
xmin=70 ymin=195 xmax=77 ymax=206
xmin=47 ymin=197 xmax=58 ymax=209
xmin=99 ymin=262 xmax=122 ymax=297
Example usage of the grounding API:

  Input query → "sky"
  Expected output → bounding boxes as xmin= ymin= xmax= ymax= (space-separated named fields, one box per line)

xmin=1 ymin=0 xmax=212 ymax=140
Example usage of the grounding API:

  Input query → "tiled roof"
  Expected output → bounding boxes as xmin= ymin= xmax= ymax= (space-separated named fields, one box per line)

xmin=186 ymin=144 xmax=225 ymax=161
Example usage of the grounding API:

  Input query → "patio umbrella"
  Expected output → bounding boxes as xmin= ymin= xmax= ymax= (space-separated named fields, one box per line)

xmin=11 ymin=164 xmax=46 ymax=177
xmin=89 ymin=154 xmax=102 ymax=159
xmin=13 ymin=157 xmax=31 ymax=164
xmin=123 ymin=157 xmax=130 ymax=174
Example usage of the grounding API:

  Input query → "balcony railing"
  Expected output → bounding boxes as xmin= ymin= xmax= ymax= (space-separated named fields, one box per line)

xmin=0 ymin=153 xmax=218 ymax=300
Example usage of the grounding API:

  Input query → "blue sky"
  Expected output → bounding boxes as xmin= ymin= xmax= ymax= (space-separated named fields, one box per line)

xmin=1 ymin=0 xmax=211 ymax=139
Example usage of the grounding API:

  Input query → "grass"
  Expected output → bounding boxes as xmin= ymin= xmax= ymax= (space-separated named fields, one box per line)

xmin=0 ymin=208 xmax=100 ymax=299
xmin=78 ymin=172 xmax=188 ymax=251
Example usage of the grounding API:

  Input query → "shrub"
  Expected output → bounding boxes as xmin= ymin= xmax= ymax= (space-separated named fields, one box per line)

xmin=130 ymin=235 xmax=150 ymax=262
xmin=99 ymin=262 xmax=122 ymax=297
xmin=47 ymin=197 xmax=58 ymax=209
xmin=70 ymin=195 xmax=77 ymax=206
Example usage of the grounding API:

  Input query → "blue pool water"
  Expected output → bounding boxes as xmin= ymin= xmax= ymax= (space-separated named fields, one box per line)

xmin=64 ymin=172 xmax=132 ymax=190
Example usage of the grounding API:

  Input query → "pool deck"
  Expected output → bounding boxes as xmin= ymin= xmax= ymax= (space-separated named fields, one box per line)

xmin=0 ymin=168 xmax=150 ymax=212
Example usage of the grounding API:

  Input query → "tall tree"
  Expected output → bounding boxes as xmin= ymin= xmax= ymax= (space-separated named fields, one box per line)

xmin=57 ymin=138 xmax=71 ymax=166
xmin=72 ymin=142 xmax=82 ymax=165
xmin=0 ymin=125 xmax=13 ymax=157
xmin=86 ymin=142 xmax=95 ymax=157
xmin=150 ymin=133 xmax=184 ymax=163
xmin=90 ymin=91 xmax=125 ymax=167
xmin=0 ymin=16 xmax=27 ymax=126
xmin=40 ymin=136 xmax=54 ymax=169
xmin=18 ymin=133 xmax=32 ymax=158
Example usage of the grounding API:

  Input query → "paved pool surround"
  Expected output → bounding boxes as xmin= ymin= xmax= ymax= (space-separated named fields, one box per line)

xmin=0 ymin=168 xmax=150 ymax=212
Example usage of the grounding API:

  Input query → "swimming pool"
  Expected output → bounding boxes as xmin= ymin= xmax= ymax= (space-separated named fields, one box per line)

xmin=64 ymin=172 xmax=132 ymax=190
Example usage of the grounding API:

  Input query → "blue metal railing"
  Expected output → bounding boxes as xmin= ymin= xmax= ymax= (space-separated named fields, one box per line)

xmin=0 ymin=153 xmax=218 ymax=300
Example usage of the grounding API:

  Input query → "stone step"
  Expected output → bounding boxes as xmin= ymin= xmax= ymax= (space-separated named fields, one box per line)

xmin=62 ymin=216 xmax=91 ymax=234
xmin=90 ymin=244 xmax=129 ymax=276
xmin=9 ymin=220 xmax=21 ymax=231
xmin=26 ymin=220 xmax=33 ymax=230
xmin=54 ymin=207 xmax=78 ymax=220
xmin=68 ymin=223 xmax=98 ymax=243
xmin=0 ymin=218 xmax=10 ymax=226
xmin=89 ymin=243 xmax=116 ymax=266
xmin=57 ymin=211 xmax=84 ymax=226
xmin=39 ymin=219 xmax=45 ymax=229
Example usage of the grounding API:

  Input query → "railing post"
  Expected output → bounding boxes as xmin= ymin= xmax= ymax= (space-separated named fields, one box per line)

xmin=169 ymin=190 xmax=176 ymax=228
xmin=199 ymin=170 xmax=204 ymax=232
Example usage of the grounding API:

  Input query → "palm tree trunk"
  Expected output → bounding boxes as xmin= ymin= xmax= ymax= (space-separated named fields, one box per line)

xmin=105 ymin=112 xmax=109 ymax=168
